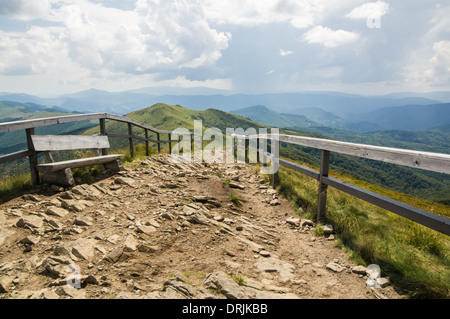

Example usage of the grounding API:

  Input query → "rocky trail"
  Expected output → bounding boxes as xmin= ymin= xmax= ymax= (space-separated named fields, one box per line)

xmin=0 ymin=154 xmax=402 ymax=299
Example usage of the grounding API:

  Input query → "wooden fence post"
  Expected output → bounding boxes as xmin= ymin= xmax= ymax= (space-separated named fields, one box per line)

xmin=25 ymin=128 xmax=40 ymax=186
xmin=99 ymin=118 xmax=108 ymax=155
xmin=157 ymin=133 xmax=161 ymax=153
xmin=317 ymin=150 xmax=330 ymax=221
xmin=128 ymin=123 xmax=134 ymax=158
xmin=168 ymin=133 xmax=172 ymax=154
xmin=144 ymin=129 xmax=150 ymax=156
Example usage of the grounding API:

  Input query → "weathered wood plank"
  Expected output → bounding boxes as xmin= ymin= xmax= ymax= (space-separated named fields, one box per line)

xmin=0 ymin=113 xmax=106 ymax=133
xmin=323 ymin=176 xmax=450 ymax=236
xmin=279 ymin=158 xmax=320 ymax=180
xmin=0 ymin=149 xmax=31 ymax=164
xmin=26 ymin=128 xmax=40 ymax=185
xmin=41 ymin=168 xmax=74 ymax=186
xmin=36 ymin=154 xmax=124 ymax=173
xmin=31 ymin=135 xmax=110 ymax=151
xmin=279 ymin=134 xmax=450 ymax=174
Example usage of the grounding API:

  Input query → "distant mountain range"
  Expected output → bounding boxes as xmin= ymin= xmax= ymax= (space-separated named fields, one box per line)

xmin=232 ymin=104 xmax=450 ymax=133
xmin=1 ymin=88 xmax=448 ymax=117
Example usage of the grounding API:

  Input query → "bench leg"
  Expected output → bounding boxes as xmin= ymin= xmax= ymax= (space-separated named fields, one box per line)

xmin=103 ymin=160 xmax=123 ymax=172
xmin=42 ymin=168 xmax=75 ymax=186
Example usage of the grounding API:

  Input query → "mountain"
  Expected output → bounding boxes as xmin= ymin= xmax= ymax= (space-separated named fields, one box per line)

xmin=351 ymin=103 xmax=450 ymax=131
xmin=0 ymin=101 xmax=96 ymax=155
xmin=0 ymin=90 xmax=443 ymax=116
xmin=231 ymin=105 xmax=316 ymax=129
xmin=86 ymin=103 xmax=269 ymax=151
xmin=0 ymin=100 xmax=70 ymax=123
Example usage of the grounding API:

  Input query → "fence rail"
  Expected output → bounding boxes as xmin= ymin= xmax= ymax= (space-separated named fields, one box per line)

xmin=232 ymin=133 xmax=450 ymax=236
xmin=0 ymin=113 xmax=191 ymax=184
xmin=1 ymin=113 xmax=449 ymax=235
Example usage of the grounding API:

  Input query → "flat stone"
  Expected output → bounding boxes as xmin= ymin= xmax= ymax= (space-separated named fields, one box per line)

xmin=137 ymin=243 xmax=159 ymax=253
xmin=136 ymin=225 xmax=157 ymax=235
xmin=46 ymin=207 xmax=69 ymax=218
xmin=203 ymin=271 xmax=245 ymax=299
xmin=71 ymin=239 xmax=97 ymax=261
xmin=123 ymin=234 xmax=139 ymax=252
xmin=0 ymin=276 xmax=13 ymax=293
xmin=114 ymin=177 xmax=135 ymax=187
xmin=269 ymin=199 xmax=280 ymax=206
xmin=228 ymin=182 xmax=245 ymax=190
xmin=378 ymin=277 xmax=391 ymax=288
xmin=61 ymin=200 xmax=84 ymax=212
xmin=19 ymin=235 xmax=41 ymax=246
xmin=74 ymin=216 xmax=93 ymax=227
xmin=352 ymin=265 xmax=367 ymax=275
xmin=326 ymin=262 xmax=345 ymax=273
xmin=323 ymin=224 xmax=334 ymax=234
xmin=286 ymin=217 xmax=301 ymax=227
xmin=254 ymin=257 xmax=296 ymax=283
xmin=259 ymin=250 xmax=271 ymax=257
xmin=16 ymin=215 xmax=43 ymax=229
xmin=104 ymin=247 xmax=123 ymax=263
xmin=300 ymin=219 xmax=314 ymax=227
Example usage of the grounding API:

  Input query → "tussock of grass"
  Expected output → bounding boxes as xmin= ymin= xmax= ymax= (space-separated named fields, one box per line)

xmin=228 ymin=193 xmax=242 ymax=207
xmin=0 ymin=173 xmax=33 ymax=201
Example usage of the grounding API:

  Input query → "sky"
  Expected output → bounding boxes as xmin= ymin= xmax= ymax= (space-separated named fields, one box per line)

xmin=0 ymin=0 xmax=449 ymax=97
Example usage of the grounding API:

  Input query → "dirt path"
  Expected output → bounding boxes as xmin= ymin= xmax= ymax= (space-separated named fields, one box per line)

xmin=0 ymin=154 xmax=402 ymax=299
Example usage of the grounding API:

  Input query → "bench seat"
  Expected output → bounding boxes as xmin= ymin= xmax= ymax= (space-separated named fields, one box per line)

xmin=36 ymin=154 xmax=124 ymax=173
xmin=31 ymin=134 xmax=125 ymax=186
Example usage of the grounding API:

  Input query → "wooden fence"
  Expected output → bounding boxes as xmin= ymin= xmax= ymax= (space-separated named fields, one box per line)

xmin=232 ymin=133 xmax=450 ymax=236
xmin=0 ymin=113 xmax=187 ymax=185
xmin=1 ymin=113 xmax=449 ymax=236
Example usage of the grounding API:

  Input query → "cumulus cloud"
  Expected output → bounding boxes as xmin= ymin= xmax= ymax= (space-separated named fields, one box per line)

xmin=303 ymin=25 xmax=360 ymax=48
xmin=425 ymin=41 xmax=450 ymax=85
xmin=202 ymin=0 xmax=360 ymax=29
xmin=0 ymin=0 xmax=51 ymax=20
xmin=280 ymin=49 xmax=293 ymax=56
xmin=0 ymin=0 xmax=232 ymax=78
xmin=346 ymin=1 xmax=390 ymax=20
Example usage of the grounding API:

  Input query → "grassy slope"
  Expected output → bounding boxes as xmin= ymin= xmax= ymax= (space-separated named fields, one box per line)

xmin=273 ymin=163 xmax=449 ymax=298
xmin=84 ymin=103 xmax=267 ymax=151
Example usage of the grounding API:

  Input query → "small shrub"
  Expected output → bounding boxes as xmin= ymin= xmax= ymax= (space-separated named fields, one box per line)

xmin=228 ymin=193 xmax=242 ymax=207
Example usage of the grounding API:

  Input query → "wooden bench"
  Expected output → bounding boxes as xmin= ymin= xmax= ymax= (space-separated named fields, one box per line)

xmin=31 ymin=135 xmax=124 ymax=186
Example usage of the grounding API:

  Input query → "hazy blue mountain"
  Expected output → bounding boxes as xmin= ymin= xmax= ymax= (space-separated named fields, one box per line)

xmin=351 ymin=103 xmax=450 ymax=131
xmin=231 ymin=105 xmax=317 ymax=128
xmin=0 ymin=90 xmax=443 ymax=116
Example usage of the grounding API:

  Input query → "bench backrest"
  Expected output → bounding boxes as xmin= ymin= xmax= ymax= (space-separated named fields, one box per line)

xmin=31 ymin=135 xmax=110 ymax=152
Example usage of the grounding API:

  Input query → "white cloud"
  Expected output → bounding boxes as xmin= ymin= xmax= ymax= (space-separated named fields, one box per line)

xmin=0 ymin=0 xmax=232 ymax=87
xmin=346 ymin=1 xmax=390 ymax=20
xmin=425 ymin=41 xmax=450 ymax=85
xmin=303 ymin=25 xmax=360 ymax=48
xmin=280 ymin=49 xmax=293 ymax=56
xmin=202 ymin=0 xmax=360 ymax=29
xmin=0 ymin=0 xmax=51 ymax=20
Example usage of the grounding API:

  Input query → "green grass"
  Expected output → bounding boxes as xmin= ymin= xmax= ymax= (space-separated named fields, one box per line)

xmin=0 ymin=172 xmax=33 ymax=202
xmin=228 ymin=193 xmax=242 ymax=207
xmin=272 ymin=164 xmax=450 ymax=298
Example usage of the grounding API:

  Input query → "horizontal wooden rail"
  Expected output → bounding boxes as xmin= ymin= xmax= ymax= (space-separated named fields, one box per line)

xmin=0 ymin=149 xmax=32 ymax=165
xmin=0 ymin=113 xmax=193 ymax=184
xmin=230 ymin=133 xmax=450 ymax=236
xmin=279 ymin=134 xmax=450 ymax=175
